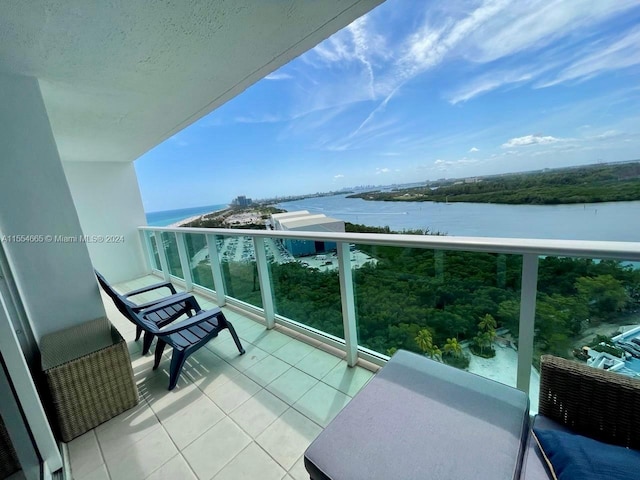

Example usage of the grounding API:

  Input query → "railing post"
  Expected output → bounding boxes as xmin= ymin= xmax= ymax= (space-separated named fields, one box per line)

xmin=517 ymin=253 xmax=539 ymax=393
xmin=157 ymin=232 xmax=171 ymax=281
xmin=337 ymin=241 xmax=358 ymax=366
xmin=139 ymin=230 xmax=154 ymax=273
xmin=206 ymin=235 xmax=226 ymax=306
xmin=175 ymin=232 xmax=193 ymax=291
xmin=253 ymin=236 xmax=275 ymax=329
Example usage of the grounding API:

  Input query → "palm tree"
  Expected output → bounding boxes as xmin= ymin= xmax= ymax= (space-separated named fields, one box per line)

xmin=478 ymin=314 xmax=497 ymax=333
xmin=474 ymin=332 xmax=492 ymax=355
xmin=443 ymin=337 xmax=462 ymax=357
xmin=415 ymin=329 xmax=441 ymax=360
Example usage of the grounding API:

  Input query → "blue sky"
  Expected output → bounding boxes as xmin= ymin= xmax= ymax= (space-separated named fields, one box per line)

xmin=136 ymin=0 xmax=640 ymax=212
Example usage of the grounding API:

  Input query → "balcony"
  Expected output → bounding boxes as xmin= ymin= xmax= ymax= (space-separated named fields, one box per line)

xmin=67 ymin=274 xmax=376 ymax=480
xmin=63 ymin=224 xmax=640 ymax=478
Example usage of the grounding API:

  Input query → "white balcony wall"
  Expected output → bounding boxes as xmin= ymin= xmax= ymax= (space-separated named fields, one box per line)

xmin=64 ymin=161 xmax=148 ymax=283
xmin=0 ymin=72 xmax=105 ymax=341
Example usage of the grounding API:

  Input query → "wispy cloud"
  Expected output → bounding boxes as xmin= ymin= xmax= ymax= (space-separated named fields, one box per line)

xmin=234 ymin=114 xmax=285 ymax=124
xmin=168 ymin=133 xmax=189 ymax=147
xmin=265 ymin=72 xmax=293 ymax=81
xmin=334 ymin=174 xmax=345 ymax=179
xmin=376 ymin=167 xmax=390 ymax=174
xmin=469 ymin=147 xmax=479 ymax=153
xmin=448 ymin=66 xmax=552 ymax=104
xmin=537 ymin=26 xmax=640 ymax=87
xmin=460 ymin=0 xmax=639 ymax=63
xmin=282 ymin=0 xmax=640 ymax=156
xmin=434 ymin=157 xmax=480 ymax=171
xmin=599 ymin=130 xmax=623 ymax=140
xmin=502 ymin=134 xmax=561 ymax=148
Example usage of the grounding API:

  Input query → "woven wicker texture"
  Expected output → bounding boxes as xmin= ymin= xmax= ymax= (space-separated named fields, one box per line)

xmin=0 ymin=415 xmax=20 ymax=479
xmin=42 ymin=318 xmax=138 ymax=442
xmin=41 ymin=316 xmax=114 ymax=370
xmin=539 ymin=355 xmax=640 ymax=449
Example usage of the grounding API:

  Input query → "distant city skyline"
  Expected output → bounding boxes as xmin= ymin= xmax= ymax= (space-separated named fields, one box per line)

xmin=135 ymin=0 xmax=640 ymax=212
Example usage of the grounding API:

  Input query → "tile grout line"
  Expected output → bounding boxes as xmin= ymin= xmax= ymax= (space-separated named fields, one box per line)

xmin=140 ymin=389 xmax=200 ymax=480
xmin=91 ymin=422 xmax=112 ymax=480
xmin=110 ymin=277 xmax=365 ymax=478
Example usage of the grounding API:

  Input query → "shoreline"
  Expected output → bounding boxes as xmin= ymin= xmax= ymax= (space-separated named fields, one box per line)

xmin=169 ymin=207 xmax=230 ymax=227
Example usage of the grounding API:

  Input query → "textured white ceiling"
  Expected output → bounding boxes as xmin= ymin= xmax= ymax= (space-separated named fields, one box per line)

xmin=0 ymin=0 xmax=383 ymax=162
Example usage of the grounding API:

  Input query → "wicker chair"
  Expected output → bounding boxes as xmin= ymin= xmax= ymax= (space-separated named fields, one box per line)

xmin=538 ymin=354 xmax=640 ymax=449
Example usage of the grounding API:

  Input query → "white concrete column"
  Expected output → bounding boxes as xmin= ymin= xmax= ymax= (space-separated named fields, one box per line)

xmin=0 ymin=72 xmax=105 ymax=341
xmin=63 ymin=161 xmax=147 ymax=283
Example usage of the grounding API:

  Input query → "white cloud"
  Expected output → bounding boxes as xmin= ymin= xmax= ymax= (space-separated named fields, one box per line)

xmin=376 ymin=167 xmax=390 ymax=174
xmin=348 ymin=17 xmax=377 ymax=99
xmin=461 ymin=0 xmax=638 ymax=63
xmin=538 ymin=27 xmax=640 ymax=87
xmin=448 ymin=64 xmax=558 ymax=104
xmin=502 ymin=134 xmax=561 ymax=148
xmin=265 ymin=72 xmax=293 ymax=81
xmin=592 ymin=130 xmax=620 ymax=140
xmin=334 ymin=174 xmax=345 ymax=178
xmin=433 ymin=157 xmax=479 ymax=170
xmin=469 ymin=147 xmax=479 ymax=153
xmin=169 ymin=133 xmax=189 ymax=147
xmin=258 ymin=0 xmax=640 ymax=159
xmin=234 ymin=114 xmax=284 ymax=124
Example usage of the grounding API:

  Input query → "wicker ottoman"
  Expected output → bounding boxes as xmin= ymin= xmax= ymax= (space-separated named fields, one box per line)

xmin=41 ymin=317 xmax=139 ymax=442
xmin=0 ymin=416 xmax=20 ymax=479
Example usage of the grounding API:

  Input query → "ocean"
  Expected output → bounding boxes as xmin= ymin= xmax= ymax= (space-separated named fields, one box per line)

xmin=145 ymin=204 xmax=228 ymax=226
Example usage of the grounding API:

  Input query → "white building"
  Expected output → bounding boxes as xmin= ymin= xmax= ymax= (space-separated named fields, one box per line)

xmin=271 ymin=211 xmax=345 ymax=255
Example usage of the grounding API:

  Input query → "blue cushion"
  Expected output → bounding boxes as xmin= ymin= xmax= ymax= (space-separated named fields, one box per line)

xmin=533 ymin=428 xmax=640 ymax=480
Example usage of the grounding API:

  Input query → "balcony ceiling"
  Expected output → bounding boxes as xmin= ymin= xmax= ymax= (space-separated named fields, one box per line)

xmin=0 ymin=0 xmax=383 ymax=163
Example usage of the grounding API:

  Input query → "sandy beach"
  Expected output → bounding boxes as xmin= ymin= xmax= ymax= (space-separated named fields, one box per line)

xmin=168 ymin=207 xmax=230 ymax=228
xmin=466 ymin=345 xmax=541 ymax=413
xmin=167 ymin=215 xmax=202 ymax=227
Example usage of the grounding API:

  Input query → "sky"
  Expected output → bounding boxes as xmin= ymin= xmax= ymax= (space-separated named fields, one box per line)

xmin=136 ymin=0 xmax=640 ymax=212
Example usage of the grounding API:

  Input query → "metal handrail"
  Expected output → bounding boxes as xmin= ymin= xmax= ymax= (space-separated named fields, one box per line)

xmin=139 ymin=226 xmax=640 ymax=260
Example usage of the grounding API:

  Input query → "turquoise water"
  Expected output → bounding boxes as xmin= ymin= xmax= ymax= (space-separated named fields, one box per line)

xmin=617 ymin=330 xmax=640 ymax=376
xmin=145 ymin=204 xmax=227 ymax=226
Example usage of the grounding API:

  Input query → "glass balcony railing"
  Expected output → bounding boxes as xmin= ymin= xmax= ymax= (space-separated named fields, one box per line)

xmin=160 ymin=232 xmax=183 ymax=279
xmin=351 ymin=245 xmax=522 ymax=386
xmin=267 ymin=238 xmax=344 ymax=340
xmin=183 ymin=232 xmax=214 ymax=290
xmin=139 ymin=225 xmax=640 ymax=407
xmin=146 ymin=231 xmax=161 ymax=270
xmin=217 ymin=235 xmax=263 ymax=308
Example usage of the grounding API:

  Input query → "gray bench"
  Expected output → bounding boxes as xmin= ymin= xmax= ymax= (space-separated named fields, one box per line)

xmin=305 ymin=350 xmax=530 ymax=480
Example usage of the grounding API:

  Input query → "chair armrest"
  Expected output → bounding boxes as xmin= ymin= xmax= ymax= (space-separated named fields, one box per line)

xmin=157 ymin=308 xmax=223 ymax=335
xmin=124 ymin=281 xmax=177 ymax=298
xmin=140 ymin=293 xmax=200 ymax=315
xmin=131 ymin=292 xmax=193 ymax=312
xmin=539 ymin=355 xmax=640 ymax=449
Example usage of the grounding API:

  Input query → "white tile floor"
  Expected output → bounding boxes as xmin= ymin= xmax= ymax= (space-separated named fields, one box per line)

xmin=67 ymin=275 xmax=377 ymax=480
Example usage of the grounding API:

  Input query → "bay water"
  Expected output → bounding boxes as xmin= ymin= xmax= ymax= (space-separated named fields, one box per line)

xmin=277 ymin=194 xmax=640 ymax=242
